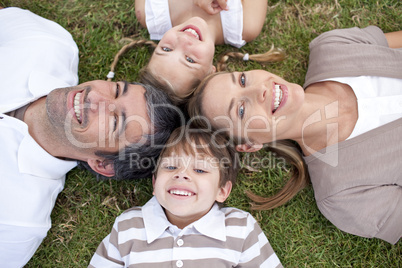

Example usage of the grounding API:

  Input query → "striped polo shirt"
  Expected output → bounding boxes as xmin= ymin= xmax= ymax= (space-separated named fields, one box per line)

xmin=89 ymin=196 xmax=282 ymax=267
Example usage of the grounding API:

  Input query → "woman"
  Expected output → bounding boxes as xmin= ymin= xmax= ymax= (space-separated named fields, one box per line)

xmin=188 ymin=26 xmax=402 ymax=244
xmin=108 ymin=1 xmax=283 ymax=104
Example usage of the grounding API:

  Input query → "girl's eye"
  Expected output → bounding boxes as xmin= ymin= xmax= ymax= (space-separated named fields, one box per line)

xmin=194 ymin=169 xmax=206 ymax=173
xmin=239 ymin=104 xmax=245 ymax=119
xmin=186 ymin=56 xmax=195 ymax=63
xmin=239 ymin=72 xmax=246 ymax=87
xmin=162 ymin=47 xmax=172 ymax=52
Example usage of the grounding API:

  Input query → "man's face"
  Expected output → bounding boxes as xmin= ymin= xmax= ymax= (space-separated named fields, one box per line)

xmin=45 ymin=80 xmax=151 ymax=160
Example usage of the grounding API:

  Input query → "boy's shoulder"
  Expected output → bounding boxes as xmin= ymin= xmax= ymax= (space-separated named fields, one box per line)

xmin=219 ymin=206 xmax=255 ymax=223
xmin=115 ymin=206 xmax=144 ymax=223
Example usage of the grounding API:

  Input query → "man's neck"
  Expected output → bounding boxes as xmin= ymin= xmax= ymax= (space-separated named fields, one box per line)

xmin=23 ymin=97 xmax=56 ymax=156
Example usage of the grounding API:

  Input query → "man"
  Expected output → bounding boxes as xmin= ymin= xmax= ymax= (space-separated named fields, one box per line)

xmin=0 ymin=7 xmax=181 ymax=267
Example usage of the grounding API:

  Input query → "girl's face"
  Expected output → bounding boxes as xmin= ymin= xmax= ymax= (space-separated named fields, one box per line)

xmin=201 ymin=71 xmax=305 ymax=145
xmin=148 ymin=17 xmax=216 ymax=97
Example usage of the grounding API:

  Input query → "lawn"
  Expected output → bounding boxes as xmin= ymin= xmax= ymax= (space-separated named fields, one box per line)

xmin=1 ymin=0 xmax=401 ymax=267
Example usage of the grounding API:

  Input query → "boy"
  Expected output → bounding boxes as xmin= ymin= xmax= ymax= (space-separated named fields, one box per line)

xmin=89 ymin=126 xmax=283 ymax=267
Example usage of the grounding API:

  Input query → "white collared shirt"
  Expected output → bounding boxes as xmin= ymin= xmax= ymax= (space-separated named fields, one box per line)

xmin=0 ymin=7 xmax=78 ymax=267
xmin=89 ymin=196 xmax=283 ymax=268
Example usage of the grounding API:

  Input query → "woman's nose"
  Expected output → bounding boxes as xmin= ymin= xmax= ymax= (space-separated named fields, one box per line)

xmin=251 ymin=85 xmax=267 ymax=103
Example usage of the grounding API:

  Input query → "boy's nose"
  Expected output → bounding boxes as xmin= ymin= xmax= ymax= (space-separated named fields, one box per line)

xmin=174 ymin=171 xmax=190 ymax=180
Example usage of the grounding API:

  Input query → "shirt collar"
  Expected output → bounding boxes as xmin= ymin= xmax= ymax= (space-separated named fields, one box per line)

xmin=18 ymin=132 xmax=77 ymax=179
xmin=192 ymin=203 xmax=227 ymax=241
xmin=142 ymin=196 xmax=173 ymax=243
xmin=142 ymin=197 xmax=227 ymax=243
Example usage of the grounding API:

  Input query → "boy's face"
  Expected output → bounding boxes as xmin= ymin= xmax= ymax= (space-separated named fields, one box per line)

xmin=153 ymin=150 xmax=232 ymax=229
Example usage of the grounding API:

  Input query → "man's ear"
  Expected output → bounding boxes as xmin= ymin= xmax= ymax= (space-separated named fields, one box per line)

xmin=216 ymin=181 xmax=232 ymax=203
xmin=87 ymin=159 xmax=115 ymax=177
xmin=235 ymin=143 xmax=263 ymax=153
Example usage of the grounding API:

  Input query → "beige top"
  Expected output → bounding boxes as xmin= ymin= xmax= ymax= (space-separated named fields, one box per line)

xmin=303 ymin=26 xmax=402 ymax=244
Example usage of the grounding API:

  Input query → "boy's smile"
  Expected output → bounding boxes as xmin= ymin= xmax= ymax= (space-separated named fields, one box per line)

xmin=153 ymin=151 xmax=231 ymax=229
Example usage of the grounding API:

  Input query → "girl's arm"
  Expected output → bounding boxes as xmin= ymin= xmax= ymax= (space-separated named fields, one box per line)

xmin=242 ymin=0 xmax=267 ymax=42
xmin=134 ymin=0 xmax=147 ymax=28
xmin=385 ymin=30 xmax=402 ymax=48
xmin=194 ymin=0 xmax=228 ymax=15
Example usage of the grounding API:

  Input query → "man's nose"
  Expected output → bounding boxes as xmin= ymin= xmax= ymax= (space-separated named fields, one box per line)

xmin=87 ymin=91 xmax=115 ymax=112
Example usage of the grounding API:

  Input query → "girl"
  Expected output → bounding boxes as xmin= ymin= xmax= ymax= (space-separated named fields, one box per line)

xmin=107 ymin=1 xmax=284 ymax=104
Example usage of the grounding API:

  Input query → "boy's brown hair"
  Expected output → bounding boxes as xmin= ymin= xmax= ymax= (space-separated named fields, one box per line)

xmin=155 ymin=125 xmax=239 ymax=187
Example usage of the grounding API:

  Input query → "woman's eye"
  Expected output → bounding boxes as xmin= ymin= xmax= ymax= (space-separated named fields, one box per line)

xmin=186 ymin=56 xmax=195 ymax=63
xmin=194 ymin=169 xmax=206 ymax=173
xmin=239 ymin=104 xmax=245 ymax=119
xmin=239 ymin=72 xmax=246 ymax=87
xmin=162 ymin=47 xmax=172 ymax=52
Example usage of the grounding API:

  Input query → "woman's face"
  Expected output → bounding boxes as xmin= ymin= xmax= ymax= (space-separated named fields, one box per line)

xmin=201 ymin=71 xmax=305 ymax=145
xmin=148 ymin=17 xmax=216 ymax=97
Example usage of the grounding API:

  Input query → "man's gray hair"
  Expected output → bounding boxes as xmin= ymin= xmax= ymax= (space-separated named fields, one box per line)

xmin=79 ymin=82 xmax=184 ymax=180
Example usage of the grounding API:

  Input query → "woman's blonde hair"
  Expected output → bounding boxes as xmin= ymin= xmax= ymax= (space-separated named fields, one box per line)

xmin=187 ymin=72 xmax=310 ymax=211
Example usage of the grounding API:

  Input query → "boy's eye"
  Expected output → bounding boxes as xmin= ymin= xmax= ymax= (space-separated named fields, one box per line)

xmin=239 ymin=72 xmax=246 ymax=87
xmin=194 ymin=169 xmax=206 ymax=173
xmin=162 ymin=47 xmax=172 ymax=52
xmin=186 ymin=56 xmax=195 ymax=63
xmin=165 ymin=166 xmax=177 ymax=170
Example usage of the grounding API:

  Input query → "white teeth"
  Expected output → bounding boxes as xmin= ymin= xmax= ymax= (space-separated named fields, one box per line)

xmin=184 ymin=28 xmax=200 ymax=40
xmin=169 ymin=189 xmax=194 ymax=196
xmin=273 ymin=84 xmax=283 ymax=112
xmin=74 ymin=92 xmax=82 ymax=122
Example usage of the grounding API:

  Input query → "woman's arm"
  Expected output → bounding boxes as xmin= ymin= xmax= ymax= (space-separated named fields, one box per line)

xmin=242 ymin=0 xmax=267 ymax=42
xmin=385 ymin=30 xmax=402 ymax=48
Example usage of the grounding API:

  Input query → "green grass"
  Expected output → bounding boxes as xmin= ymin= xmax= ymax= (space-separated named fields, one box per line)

xmin=1 ymin=0 xmax=401 ymax=267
